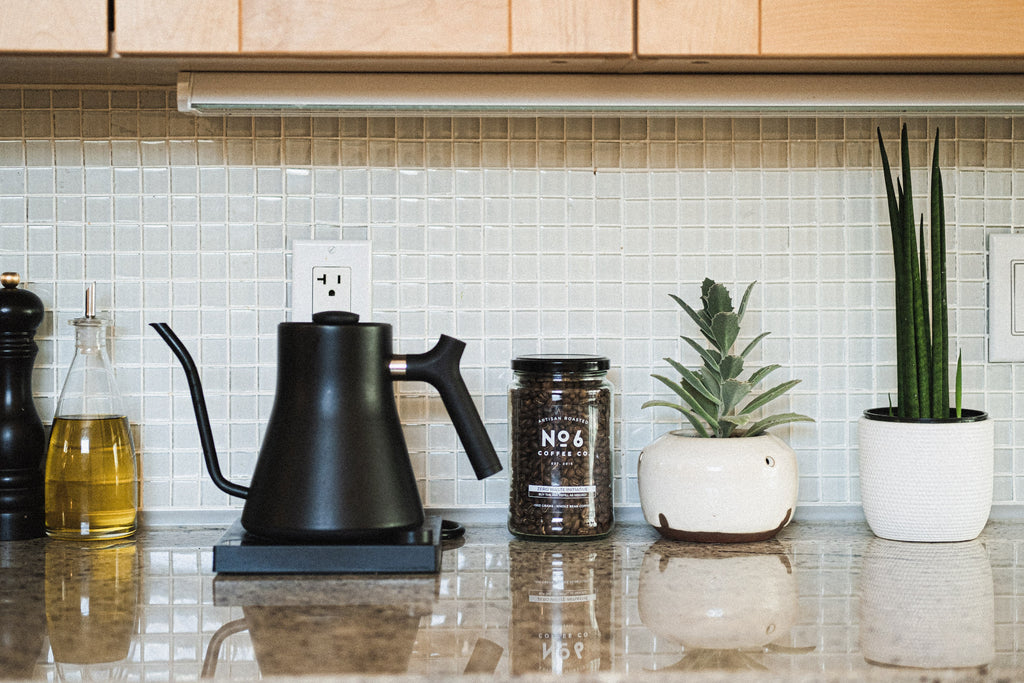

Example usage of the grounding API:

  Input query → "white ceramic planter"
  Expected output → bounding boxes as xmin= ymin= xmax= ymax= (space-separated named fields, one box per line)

xmin=858 ymin=409 xmax=993 ymax=542
xmin=637 ymin=431 xmax=798 ymax=542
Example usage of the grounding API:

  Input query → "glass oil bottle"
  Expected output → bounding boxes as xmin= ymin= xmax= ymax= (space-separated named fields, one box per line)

xmin=45 ymin=284 xmax=138 ymax=540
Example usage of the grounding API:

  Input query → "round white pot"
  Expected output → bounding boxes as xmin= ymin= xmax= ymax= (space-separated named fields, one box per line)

xmin=858 ymin=408 xmax=993 ymax=543
xmin=637 ymin=431 xmax=798 ymax=542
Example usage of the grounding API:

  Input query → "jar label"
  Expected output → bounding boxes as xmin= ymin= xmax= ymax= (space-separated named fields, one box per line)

xmin=528 ymin=484 xmax=596 ymax=498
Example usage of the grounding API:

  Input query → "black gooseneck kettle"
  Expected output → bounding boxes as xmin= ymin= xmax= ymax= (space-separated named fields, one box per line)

xmin=151 ymin=311 xmax=501 ymax=542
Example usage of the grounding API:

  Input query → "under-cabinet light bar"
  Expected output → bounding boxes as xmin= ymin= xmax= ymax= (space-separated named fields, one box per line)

xmin=178 ymin=72 xmax=1024 ymax=117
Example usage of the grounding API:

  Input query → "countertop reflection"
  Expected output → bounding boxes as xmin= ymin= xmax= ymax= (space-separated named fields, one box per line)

xmin=2 ymin=521 xmax=1022 ymax=681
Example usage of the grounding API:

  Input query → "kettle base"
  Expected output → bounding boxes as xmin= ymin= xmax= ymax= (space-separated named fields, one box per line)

xmin=212 ymin=516 xmax=443 ymax=574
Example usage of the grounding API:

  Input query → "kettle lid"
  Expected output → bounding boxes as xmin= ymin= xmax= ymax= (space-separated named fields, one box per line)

xmin=312 ymin=311 xmax=361 ymax=325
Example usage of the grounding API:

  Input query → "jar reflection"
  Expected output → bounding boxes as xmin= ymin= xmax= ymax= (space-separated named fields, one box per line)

xmin=508 ymin=541 xmax=611 ymax=675
xmin=44 ymin=540 xmax=138 ymax=674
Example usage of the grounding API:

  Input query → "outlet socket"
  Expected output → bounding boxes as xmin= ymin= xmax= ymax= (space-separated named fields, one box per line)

xmin=291 ymin=240 xmax=371 ymax=321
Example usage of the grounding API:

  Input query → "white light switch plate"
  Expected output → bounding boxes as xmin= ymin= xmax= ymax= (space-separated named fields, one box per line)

xmin=988 ymin=233 xmax=1024 ymax=361
xmin=291 ymin=240 xmax=371 ymax=322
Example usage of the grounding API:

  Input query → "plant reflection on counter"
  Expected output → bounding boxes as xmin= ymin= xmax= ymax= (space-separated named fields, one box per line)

xmin=44 ymin=540 xmax=139 ymax=678
xmin=859 ymin=539 xmax=994 ymax=672
xmin=638 ymin=541 xmax=814 ymax=672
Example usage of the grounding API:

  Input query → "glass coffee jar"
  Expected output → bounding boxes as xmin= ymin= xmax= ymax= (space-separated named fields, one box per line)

xmin=508 ymin=355 xmax=613 ymax=539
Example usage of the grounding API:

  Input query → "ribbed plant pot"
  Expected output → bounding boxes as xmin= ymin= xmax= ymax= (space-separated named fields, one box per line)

xmin=638 ymin=431 xmax=798 ymax=542
xmin=858 ymin=408 xmax=993 ymax=543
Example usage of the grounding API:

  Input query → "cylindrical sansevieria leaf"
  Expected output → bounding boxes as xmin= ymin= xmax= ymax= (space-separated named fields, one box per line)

xmin=930 ymin=128 xmax=949 ymax=418
xmin=878 ymin=125 xmax=956 ymax=420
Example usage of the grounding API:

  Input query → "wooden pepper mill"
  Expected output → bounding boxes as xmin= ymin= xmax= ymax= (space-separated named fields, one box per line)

xmin=0 ymin=272 xmax=46 ymax=540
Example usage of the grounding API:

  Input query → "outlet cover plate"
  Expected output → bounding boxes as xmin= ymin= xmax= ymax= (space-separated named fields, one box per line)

xmin=988 ymin=233 xmax=1024 ymax=361
xmin=292 ymin=240 xmax=371 ymax=322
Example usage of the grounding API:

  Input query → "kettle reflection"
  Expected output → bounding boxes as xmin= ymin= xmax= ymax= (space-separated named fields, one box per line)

xmin=508 ymin=541 xmax=612 ymax=675
xmin=638 ymin=541 xmax=809 ymax=671
xmin=44 ymin=541 xmax=139 ymax=676
xmin=859 ymin=538 xmax=994 ymax=670
xmin=204 ymin=575 xmax=437 ymax=677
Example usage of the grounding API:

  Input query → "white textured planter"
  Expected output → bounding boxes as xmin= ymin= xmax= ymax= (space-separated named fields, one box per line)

xmin=638 ymin=431 xmax=798 ymax=542
xmin=858 ymin=408 xmax=993 ymax=542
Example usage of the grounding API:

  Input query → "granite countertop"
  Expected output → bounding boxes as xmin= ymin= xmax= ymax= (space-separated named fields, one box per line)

xmin=0 ymin=520 xmax=1017 ymax=682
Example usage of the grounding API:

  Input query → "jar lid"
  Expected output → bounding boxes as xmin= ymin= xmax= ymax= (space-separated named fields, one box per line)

xmin=511 ymin=354 xmax=610 ymax=373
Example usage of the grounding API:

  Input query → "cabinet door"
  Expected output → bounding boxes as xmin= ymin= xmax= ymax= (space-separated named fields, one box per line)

xmin=638 ymin=0 xmax=758 ymax=56
xmin=762 ymin=0 xmax=1024 ymax=56
xmin=511 ymin=0 xmax=632 ymax=55
xmin=115 ymin=0 xmax=239 ymax=54
xmin=241 ymin=0 xmax=508 ymax=54
xmin=0 ymin=0 xmax=107 ymax=53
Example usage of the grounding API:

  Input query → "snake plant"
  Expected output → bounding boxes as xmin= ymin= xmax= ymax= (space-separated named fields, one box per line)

xmin=643 ymin=279 xmax=813 ymax=438
xmin=878 ymin=125 xmax=962 ymax=419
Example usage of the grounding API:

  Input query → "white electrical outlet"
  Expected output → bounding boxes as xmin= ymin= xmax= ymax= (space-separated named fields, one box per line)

xmin=988 ymin=233 xmax=1024 ymax=361
xmin=291 ymin=240 xmax=371 ymax=322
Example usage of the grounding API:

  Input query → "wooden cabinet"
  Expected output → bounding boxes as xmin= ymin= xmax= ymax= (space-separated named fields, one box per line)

xmin=637 ymin=0 xmax=758 ymax=56
xmin=115 ymin=0 xmax=239 ymax=54
xmin=0 ymin=0 xmax=107 ymax=53
xmin=240 ymin=0 xmax=508 ymax=55
xmin=762 ymin=0 xmax=1024 ymax=56
xmin=511 ymin=0 xmax=632 ymax=55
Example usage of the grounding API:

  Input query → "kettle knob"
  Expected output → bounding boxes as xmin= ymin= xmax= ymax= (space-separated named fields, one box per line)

xmin=313 ymin=310 xmax=360 ymax=325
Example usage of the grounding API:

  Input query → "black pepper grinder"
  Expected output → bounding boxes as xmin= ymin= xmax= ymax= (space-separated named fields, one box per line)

xmin=0 ymin=272 xmax=46 ymax=540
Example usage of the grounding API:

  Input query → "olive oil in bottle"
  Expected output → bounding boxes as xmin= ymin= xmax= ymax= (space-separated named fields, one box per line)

xmin=45 ymin=285 xmax=138 ymax=540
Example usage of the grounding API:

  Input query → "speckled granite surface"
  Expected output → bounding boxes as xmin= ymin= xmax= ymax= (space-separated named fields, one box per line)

xmin=1 ymin=520 xmax=1021 ymax=681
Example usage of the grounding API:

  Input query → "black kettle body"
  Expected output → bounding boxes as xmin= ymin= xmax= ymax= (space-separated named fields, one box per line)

xmin=152 ymin=311 xmax=501 ymax=542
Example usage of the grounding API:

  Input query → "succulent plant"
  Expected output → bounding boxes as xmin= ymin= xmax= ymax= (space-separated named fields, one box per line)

xmin=643 ymin=278 xmax=813 ymax=438
xmin=877 ymin=124 xmax=962 ymax=419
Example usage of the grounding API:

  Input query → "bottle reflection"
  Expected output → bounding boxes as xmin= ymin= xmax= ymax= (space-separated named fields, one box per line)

xmin=859 ymin=538 xmax=994 ymax=670
xmin=44 ymin=540 xmax=138 ymax=677
xmin=508 ymin=541 xmax=611 ymax=675
xmin=638 ymin=540 xmax=809 ymax=671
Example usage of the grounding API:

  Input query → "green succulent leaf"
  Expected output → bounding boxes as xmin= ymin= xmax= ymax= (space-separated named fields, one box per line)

xmin=719 ymin=378 xmax=752 ymax=416
xmin=710 ymin=311 xmax=740 ymax=354
xmin=718 ymin=355 xmax=744 ymax=381
xmin=744 ymin=413 xmax=815 ymax=438
xmin=704 ymin=281 xmax=734 ymax=317
xmin=681 ymin=335 xmax=722 ymax=371
xmin=651 ymin=374 xmax=720 ymax=429
xmin=664 ymin=358 xmax=721 ymax=406
xmin=736 ymin=280 xmax=756 ymax=323
xmin=670 ymin=294 xmax=712 ymax=338
xmin=739 ymin=379 xmax=802 ymax=416
xmin=641 ymin=400 xmax=711 ymax=438
xmin=747 ymin=363 xmax=781 ymax=388
xmin=740 ymin=331 xmax=770 ymax=359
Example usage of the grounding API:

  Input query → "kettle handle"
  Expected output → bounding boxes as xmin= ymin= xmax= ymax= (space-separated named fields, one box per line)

xmin=399 ymin=335 xmax=502 ymax=480
xmin=150 ymin=323 xmax=249 ymax=499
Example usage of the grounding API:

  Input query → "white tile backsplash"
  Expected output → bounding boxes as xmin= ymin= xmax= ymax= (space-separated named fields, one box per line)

xmin=2 ymin=85 xmax=1023 ymax=517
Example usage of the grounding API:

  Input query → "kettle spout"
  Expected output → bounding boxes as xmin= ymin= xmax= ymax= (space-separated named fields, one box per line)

xmin=149 ymin=323 xmax=249 ymax=499
xmin=399 ymin=335 xmax=502 ymax=480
